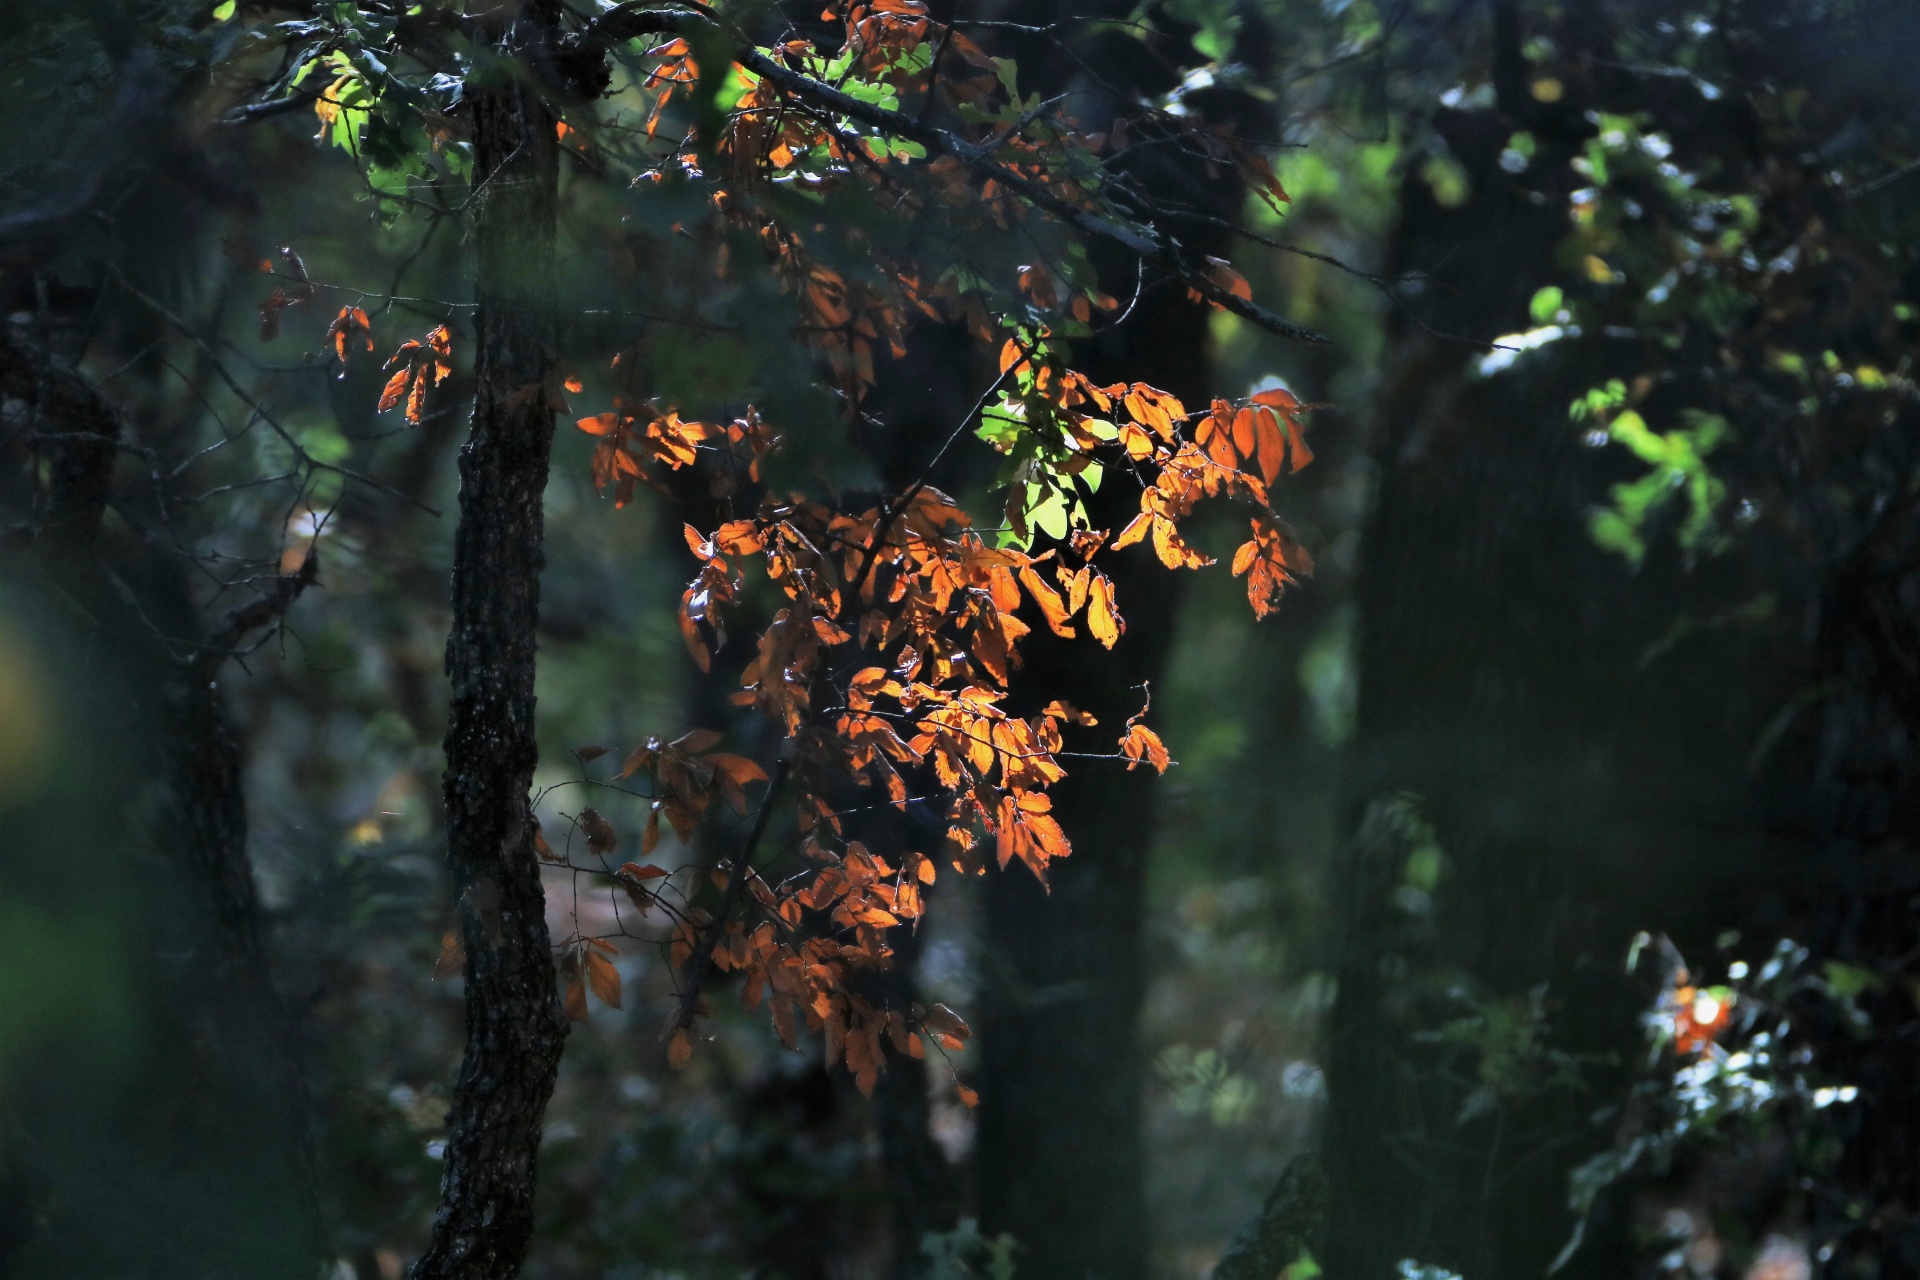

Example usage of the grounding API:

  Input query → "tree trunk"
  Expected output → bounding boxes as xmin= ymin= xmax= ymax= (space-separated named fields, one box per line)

xmin=410 ymin=6 xmax=570 ymax=1277
xmin=970 ymin=9 xmax=1271 ymax=1273
xmin=975 ymin=281 xmax=1201 ymax=1280
xmin=1320 ymin=39 xmax=1786 ymax=1278
xmin=3 ymin=313 xmax=324 ymax=1268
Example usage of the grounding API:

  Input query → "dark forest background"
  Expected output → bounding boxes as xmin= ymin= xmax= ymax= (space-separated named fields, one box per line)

xmin=5 ymin=2 xmax=1920 ymax=1279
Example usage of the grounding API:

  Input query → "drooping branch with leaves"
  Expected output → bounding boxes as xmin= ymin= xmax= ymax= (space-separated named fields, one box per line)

xmin=208 ymin=0 xmax=1327 ymax=1274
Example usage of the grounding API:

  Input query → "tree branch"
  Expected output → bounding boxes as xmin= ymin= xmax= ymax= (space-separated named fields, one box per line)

xmin=565 ymin=4 xmax=1329 ymax=342
xmin=1211 ymin=1154 xmax=1327 ymax=1280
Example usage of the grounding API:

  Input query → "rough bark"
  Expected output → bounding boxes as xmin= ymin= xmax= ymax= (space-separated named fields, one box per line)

xmin=410 ymin=5 xmax=570 ymax=1277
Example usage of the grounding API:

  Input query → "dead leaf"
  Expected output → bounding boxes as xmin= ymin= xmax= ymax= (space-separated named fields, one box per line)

xmin=586 ymin=950 xmax=622 ymax=1009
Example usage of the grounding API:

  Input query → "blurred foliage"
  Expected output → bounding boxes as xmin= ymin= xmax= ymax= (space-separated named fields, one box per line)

xmin=6 ymin=0 xmax=1920 ymax=1278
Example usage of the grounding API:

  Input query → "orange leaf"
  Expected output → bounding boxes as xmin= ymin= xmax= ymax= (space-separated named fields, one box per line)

xmin=669 ymin=1027 xmax=692 ymax=1068
xmin=325 ymin=305 xmax=373 ymax=363
xmin=1286 ymin=417 xmax=1314 ymax=472
xmin=1253 ymin=408 xmax=1287 ymax=485
xmin=1118 ymin=421 xmax=1155 ymax=460
xmin=1120 ymin=722 xmax=1171 ymax=774
xmin=1231 ymin=405 xmax=1257 ymax=458
xmin=1087 ymin=572 xmax=1123 ymax=648
xmin=1017 ymin=565 xmax=1076 ymax=637
xmin=378 ymin=367 xmax=411 ymax=414
xmin=1042 ymin=699 xmax=1097 ymax=726
xmin=1111 ymin=512 xmax=1151 ymax=551
xmin=406 ymin=367 xmax=428 ymax=423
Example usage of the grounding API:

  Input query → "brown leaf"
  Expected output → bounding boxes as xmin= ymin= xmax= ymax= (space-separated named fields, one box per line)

xmin=670 ymin=728 xmax=725 ymax=754
xmin=586 ymin=950 xmax=623 ymax=1009
xmin=578 ymin=807 xmax=618 ymax=857
xmin=706 ymin=753 xmax=767 ymax=785
xmin=922 ymin=1002 xmax=972 ymax=1042
xmin=432 ymin=930 xmax=464 ymax=980
xmin=258 ymin=288 xmax=292 ymax=342
xmin=619 ymin=741 xmax=657 ymax=779
xmin=619 ymin=861 xmax=672 ymax=880
xmin=771 ymin=995 xmax=798 ymax=1050
xmin=668 ymin=1027 xmax=693 ymax=1069
xmin=565 ymin=971 xmax=589 ymax=1022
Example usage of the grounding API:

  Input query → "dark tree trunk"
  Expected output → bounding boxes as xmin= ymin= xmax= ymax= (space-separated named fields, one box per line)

xmin=411 ymin=6 xmax=571 ymax=1278
xmin=970 ymin=9 xmax=1272 ymax=1274
xmin=975 ymin=280 xmax=1202 ymax=1280
xmin=3 ymin=314 xmax=324 ymax=1267
xmin=1319 ymin=29 xmax=1788 ymax=1279
xmin=162 ymin=622 xmax=324 ymax=1252
xmin=3 ymin=320 xmax=118 ymax=563
xmin=1319 ymin=105 xmax=1652 ymax=1280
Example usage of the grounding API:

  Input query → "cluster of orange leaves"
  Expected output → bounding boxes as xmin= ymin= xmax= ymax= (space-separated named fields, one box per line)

xmin=579 ymin=334 xmax=1316 ymax=1090
xmin=378 ymin=324 xmax=453 ymax=424
xmin=404 ymin=0 xmax=1319 ymax=1101
xmin=324 ymin=305 xmax=373 ymax=363
xmin=993 ymin=337 xmax=1317 ymax=618
xmin=243 ymin=0 xmax=1319 ymax=1102
xmin=663 ymin=836 xmax=972 ymax=1097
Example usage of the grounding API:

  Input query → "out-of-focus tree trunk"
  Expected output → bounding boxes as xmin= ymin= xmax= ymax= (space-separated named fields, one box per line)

xmin=410 ymin=5 xmax=570 ymax=1277
xmin=970 ymin=9 xmax=1274 ymax=1276
xmin=2 ymin=310 xmax=324 ymax=1269
xmin=1320 ymin=13 xmax=1787 ymax=1275
xmin=973 ymin=175 xmax=1212 ymax=1280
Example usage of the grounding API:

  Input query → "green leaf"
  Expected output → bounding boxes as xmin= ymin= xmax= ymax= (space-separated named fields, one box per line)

xmin=1529 ymin=285 xmax=1564 ymax=325
xmin=1027 ymin=482 xmax=1069 ymax=541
